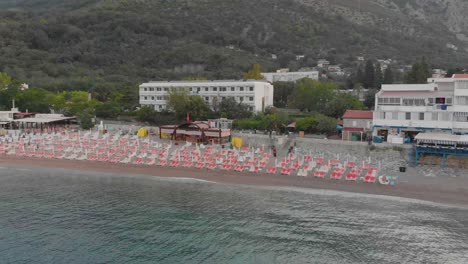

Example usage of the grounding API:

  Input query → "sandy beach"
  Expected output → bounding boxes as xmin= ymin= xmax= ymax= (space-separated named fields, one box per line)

xmin=1 ymin=155 xmax=467 ymax=207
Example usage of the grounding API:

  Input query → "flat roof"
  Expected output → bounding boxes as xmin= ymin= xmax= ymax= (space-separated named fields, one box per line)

xmin=381 ymin=84 xmax=436 ymax=92
xmin=15 ymin=116 xmax=76 ymax=123
xmin=415 ymin=133 xmax=468 ymax=145
xmin=141 ymin=80 xmax=270 ymax=85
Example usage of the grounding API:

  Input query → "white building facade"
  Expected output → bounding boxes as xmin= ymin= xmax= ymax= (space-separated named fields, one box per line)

xmin=261 ymin=71 xmax=319 ymax=83
xmin=139 ymin=80 xmax=274 ymax=112
xmin=373 ymin=76 xmax=468 ymax=141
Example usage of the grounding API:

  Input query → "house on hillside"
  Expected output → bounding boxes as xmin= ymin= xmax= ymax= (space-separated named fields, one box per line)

xmin=341 ymin=110 xmax=373 ymax=141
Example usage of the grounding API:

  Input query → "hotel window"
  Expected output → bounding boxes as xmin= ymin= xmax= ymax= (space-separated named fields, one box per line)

xmin=240 ymin=87 xmax=244 ymax=91
xmin=405 ymin=112 xmax=411 ymax=120
xmin=213 ymin=87 xmax=218 ymax=91
xmin=205 ymin=87 xmax=208 ymax=91
xmin=156 ymin=88 xmax=161 ymax=91
xmin=378 ymin=97 xmax=401 ymax=105
xmin=144 ymin=96 xmax=147 ymax=100
xmin=249 ymin=97 xmax=254 ymax=101
xmin=231 ymin=87 xmax=235 ymax=91
xmin=159 ymin=105 xmax=162 ymax=110
xmin=440 ymin=113 xmax=450 ymax=121
xmin=220 ymin=87 xmax=226 ymax=92
xmin=164 ymin=88 xmax=168 ymax=91
xmin=240 ymin=97 xmax=244 ymax=102
xmin=419 ymin=113 xmax=425 ymax=120
xmin=205 ymin=97 xmax=209 ymax=101
xmin=144 ymin=88 xmax=147 ymax=91
xmin=157 ymin=96 xmax=162 ymax=100
xmin=151 ymin=96 xmax=155 ymax=100
xmin=197 ymin=87 xmax=200 ymax=92
xmin=428 ymin=98 xmax=434 ymax=105
xmin=446 ymin=98 xmax=453 ymax=105
xmin=249 ymin=87 xmax=254 ymax=91
xmin=149 ymin=88 xmax=154 ymax=91
xmin=436 ymin=97 xmax=445 ymax=104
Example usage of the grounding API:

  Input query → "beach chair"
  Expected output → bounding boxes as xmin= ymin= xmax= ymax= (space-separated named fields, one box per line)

xmin=170 ymin=160 xmax=179 ymax=167
xmin=111 ymin=156 xmax=121 ymax=163
xmin=145 ymin=158 xmax=156 ymax=165
xmin=195 ymin=162 xmax=205 ymax=169
xmin=183 ymin=161 xmax=193 ymax=168
xmin=266 ymin=167 xmax=277 ymax=174
xmin=234 ymin=165 xmax=244 ymax=172
xmin=364 ymin=175 xmax=376 ymax=183
xmin=346 ymin=172 xmax=357 ymax=181
xmin=297 ymin=169 xmax=307 ymax=177
xmin=158 ymin=160 xmax=167 ymax=166
xmin=207 ymin=163 xmax=217 ymax=170
xmin=281 ymin=168 xmax=292 ymax=175
xmin=221 ymin=164 xmax=231 ymax=170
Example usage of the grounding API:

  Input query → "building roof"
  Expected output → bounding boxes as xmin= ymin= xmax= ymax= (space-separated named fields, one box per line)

xmin=381 ymin=84 xmax=436 ymax=92
xmin=143 ymin=80 xmax=270 ymax=85
xmin=343 ymin=127 xmax=364 ymax=132
xmin=15 ymin=116 xmax=75 ymax=123
xmin=342 ymin=110 xmax=373 ymax=120
xmin=415 ymin=133 xmax=468 ymax=145
xmin=453 ymin=74 xmax=468 ymax=78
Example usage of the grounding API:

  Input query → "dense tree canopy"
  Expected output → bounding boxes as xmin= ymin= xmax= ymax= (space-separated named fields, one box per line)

xmin=287 ymin=78 xmax=364 ymax=118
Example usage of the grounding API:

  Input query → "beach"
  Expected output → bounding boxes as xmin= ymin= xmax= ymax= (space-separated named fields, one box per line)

xmin=2 ymin=155 xmax=468 ymax=207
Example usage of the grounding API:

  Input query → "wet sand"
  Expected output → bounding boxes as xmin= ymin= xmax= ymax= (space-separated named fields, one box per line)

xmin=1 ymin=155 xmax=467 ymax=207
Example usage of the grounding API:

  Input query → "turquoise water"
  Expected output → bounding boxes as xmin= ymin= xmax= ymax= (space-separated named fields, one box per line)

xmin=0 ymin=167 xmax=467 ymax=264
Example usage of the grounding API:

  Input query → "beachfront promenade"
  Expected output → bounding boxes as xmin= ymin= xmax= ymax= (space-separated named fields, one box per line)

xmin=0 ymin=129 xmax=396 ymax=186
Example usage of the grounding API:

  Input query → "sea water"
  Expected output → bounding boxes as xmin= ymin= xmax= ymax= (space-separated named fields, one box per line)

xmin=0 ymin=167 xmax=467 ymax=264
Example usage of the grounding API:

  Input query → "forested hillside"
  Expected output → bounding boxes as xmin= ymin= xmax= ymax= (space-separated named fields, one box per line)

xmin=0 ymin=0 xmax=467 ymax=93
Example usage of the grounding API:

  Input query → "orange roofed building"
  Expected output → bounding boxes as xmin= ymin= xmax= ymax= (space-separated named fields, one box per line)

xmin=341 ymin=110 xmax=373 ymax=141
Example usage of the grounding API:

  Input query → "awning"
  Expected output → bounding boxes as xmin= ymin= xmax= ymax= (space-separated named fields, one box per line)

xmin=415 ymin=132 xmax=468 ymax=145
xmin=343 ymin=127 xmax=364 ymax=132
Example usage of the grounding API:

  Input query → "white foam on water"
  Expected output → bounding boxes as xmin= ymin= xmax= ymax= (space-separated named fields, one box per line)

xmin=248 ymin=185 xmax=468 ymax=210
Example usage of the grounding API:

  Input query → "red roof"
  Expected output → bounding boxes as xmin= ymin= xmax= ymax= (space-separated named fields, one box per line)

xmin=453 ymin=74 xmax=468 ymax=78
xmin=343 ymin=127 xmax=364 ymax=132
xmin=342 ymin=110 xmax=373 ymax=120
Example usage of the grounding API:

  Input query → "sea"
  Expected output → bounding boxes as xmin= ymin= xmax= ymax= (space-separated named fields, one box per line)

xmin=0 ymin=167 xmax=467 ymax=264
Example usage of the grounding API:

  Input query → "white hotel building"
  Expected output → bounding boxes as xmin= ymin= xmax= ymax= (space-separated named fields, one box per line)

xmin=139 ymin=80 xmax=274 ymax=112
xmin=373 ymin=74 xmax=468 ymax=141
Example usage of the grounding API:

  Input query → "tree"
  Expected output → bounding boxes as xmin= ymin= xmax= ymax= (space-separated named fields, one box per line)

xmin=363 ymin=60 xmax=375 ymax=89
xmin=95 ymin=101 xmax=122 ymax=119
xmin=364 ymin=89 xmax=378 ymax=109
xmin=288 ymin=78 xmax=336 ymax=112
xmin=16 ymin=88 xmax=53 ymax=112
xmin=404 ymin=58 xmax=431 ymax=84
xmin=167 ymin=89 xmax=210 ymax=121
xmin=315 ymin=114 xmax=337 ymax=135
xmin=296 ymin=116 xmax=317 ymax=133
xmin=374 ymin=63 xmax=383 ymax=89
xmin=49 ymin=91 xmax=101 ymax=116
xmin=244 ymin=64 xmax=263 ymax=80
xmin=78 ymin=110 xmax=95 ymax=130
xmin=0 ymin=72 xmax=13 ymax=89
xmin=272 ymin=81 xmax=295 ymax=108
xmin=324 ymin=93 xmax=365 ymax=118
xmin=218 ymin=97 xmax=251 ymax=119
xmin=383 ymin=67 xmax=394 ymax=84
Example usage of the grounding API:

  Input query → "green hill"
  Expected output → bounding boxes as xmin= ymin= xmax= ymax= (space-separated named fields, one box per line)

xmin=0 ymin=0 xmax=467 ymax=92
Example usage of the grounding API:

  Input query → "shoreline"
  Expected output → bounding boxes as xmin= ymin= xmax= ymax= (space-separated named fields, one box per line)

xmin=1 ymin=156 xmax=468 ymax=208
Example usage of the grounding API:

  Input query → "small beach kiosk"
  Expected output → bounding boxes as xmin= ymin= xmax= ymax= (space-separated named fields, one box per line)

xmin=159 ymin=121 xmax=231 ymax=144
xmin=415 ymin=132 xmax=468 ymax=168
